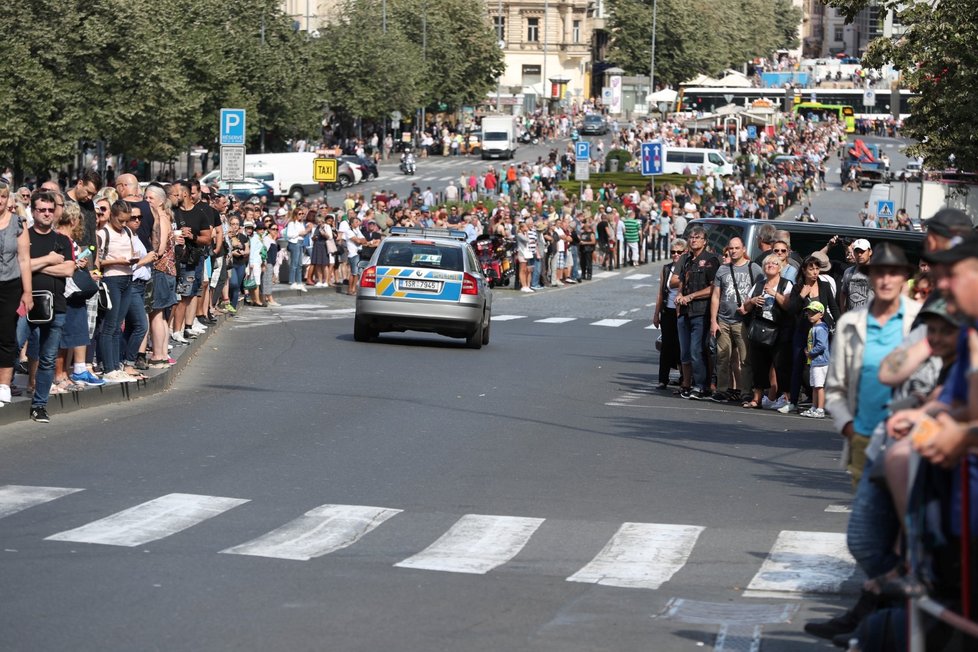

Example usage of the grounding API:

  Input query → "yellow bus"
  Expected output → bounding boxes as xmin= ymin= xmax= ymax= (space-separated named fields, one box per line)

xmin=793 ymin=101 xmax=856 ymax=133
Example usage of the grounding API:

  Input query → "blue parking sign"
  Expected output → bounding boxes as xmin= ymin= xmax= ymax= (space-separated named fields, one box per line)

xmin=575 ymin=141 xmax=590 ymax=161
xmin=641 ymin=142 xmax=663 ymax=176
xmin=747 ymin=125 xmax=757 ymax=140
xmin=219 ymin=108 xmax=246 ymax=146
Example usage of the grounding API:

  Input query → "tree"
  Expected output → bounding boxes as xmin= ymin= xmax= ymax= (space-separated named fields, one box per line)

xmin=826 ymin=0 xmax=978 ymax=171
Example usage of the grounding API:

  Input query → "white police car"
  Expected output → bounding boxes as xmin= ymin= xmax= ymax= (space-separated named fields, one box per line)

xmin=354 ymin=227 xmax=492 ymax=348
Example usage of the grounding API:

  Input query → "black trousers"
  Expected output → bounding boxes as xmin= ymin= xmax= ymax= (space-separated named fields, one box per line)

xmin=658 ymin=307 xmax=680 ymax=385
xmin=0 ymin=278 xmax=23 ymax=368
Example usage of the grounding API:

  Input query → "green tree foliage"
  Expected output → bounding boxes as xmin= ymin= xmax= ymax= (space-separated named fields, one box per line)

xmin=826 ymin=0 xmax=978 ymax=171
xmin=605 ymin=0 xmax=801 ymax=87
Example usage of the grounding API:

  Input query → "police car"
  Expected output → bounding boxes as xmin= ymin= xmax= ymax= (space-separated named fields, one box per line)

xmin=354 ymin=227 xmax=493 ymax=348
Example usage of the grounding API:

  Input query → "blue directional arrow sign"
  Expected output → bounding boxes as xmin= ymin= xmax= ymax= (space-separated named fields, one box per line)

xmin=219 ymin=108 xmax=246 ymax=146
xmin=641 ymin=141 xmax=663 ymax=176
xmin=575 ymin=141 xmax=590 ymax=161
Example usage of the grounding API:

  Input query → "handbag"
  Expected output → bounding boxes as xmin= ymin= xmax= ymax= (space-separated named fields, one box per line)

xmin=97 ymin=282 xmax=112 ymax=311
xmin=28 ymin=290 xmax=54 ymax=324
xmin=747 ymin=316 xmax=779 ymax=346
xmin=66 ymin=268 xmax=99 ymax=305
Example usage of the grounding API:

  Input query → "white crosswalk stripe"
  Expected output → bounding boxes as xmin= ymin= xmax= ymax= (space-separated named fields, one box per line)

xmin=0 ymin=485 xmax=83 ymax=520
xmin=221 ymin=504 xmax=402 ymax=561
xmin=743 ymin=531 xmax=858 ymax=598
xmin=490 ymin=314 xmax=527 ymax=321
xmin=45 ymin=493 xmax=249 ymax=547
xmin=623 ymin=273 xmax=652 ymax=280
xmin=13 ymin=489 xmax=855 ymax=597
xmin=567 ymin=522 xmax=704 ymax=590
xmin=395 ymin=514 xmax=544 ymax=575
xmin=590 ymin=318 xmax=632 ymax=327
xmin=534 ymin=317 xmax=577 ymax=324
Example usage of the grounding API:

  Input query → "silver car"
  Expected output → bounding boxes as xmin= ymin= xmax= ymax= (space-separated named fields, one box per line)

xmin=354 ymin=228 xmax=493 ymax=349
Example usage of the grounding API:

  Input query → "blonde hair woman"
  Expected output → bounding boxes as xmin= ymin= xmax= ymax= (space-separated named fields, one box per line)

xmin=0 ymin=181 xmax=33 ymax=405
xmin=143 ymin=185 xmax=176 ymax=367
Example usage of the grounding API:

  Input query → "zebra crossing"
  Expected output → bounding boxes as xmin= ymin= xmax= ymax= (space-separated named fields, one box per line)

xmin=2 ymin=484 xmax=859 ymax=597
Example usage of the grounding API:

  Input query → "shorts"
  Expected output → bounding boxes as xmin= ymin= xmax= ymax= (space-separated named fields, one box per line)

xmin=175 ymin=261 xmax=204 ymax=298
xmin=348 ymin=254 xmax=360 ymax=273
xmin=810 ymin=364 xmax=827 ymax=388
xmin=209 ymin=254 xmax=225 ymax=288
xmin=555 ymin=252 xmax=566 ymax=268
xmin=151 ymin=270 xmax=178 ymax=310
xmin=59 ymin=303 xmax=89 ymax=349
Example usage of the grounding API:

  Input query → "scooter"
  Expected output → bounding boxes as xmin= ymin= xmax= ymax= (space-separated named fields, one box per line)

xmin=518 ymin=131 xmax=538 ymax=146
xmin=399 ymin=153 xmax=416 ymax=175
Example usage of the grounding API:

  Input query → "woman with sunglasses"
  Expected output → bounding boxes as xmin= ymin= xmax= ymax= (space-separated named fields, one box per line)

xmin=652 ymin=239 xmax=687 ymax=390
xmin=0 ymin=181 xmax=33 ymax=406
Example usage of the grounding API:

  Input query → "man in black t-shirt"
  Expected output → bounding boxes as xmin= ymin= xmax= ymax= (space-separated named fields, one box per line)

xmin=671 ymin=225 xmax=720 ymax=399
xmin=170 ymin=181 xmax=213 ymax=344
xmin=26 ymin=191 xmax=76 ymax=423
xmin=65 ymin=170 xmax=101 ymax=249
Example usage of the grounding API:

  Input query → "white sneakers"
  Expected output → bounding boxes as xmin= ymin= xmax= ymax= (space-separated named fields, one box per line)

xmin=0 ymin=384 xmax=11 ymax=405
xmin=170 ymin=332 xmax=189 ymax=345
xmin=801 ymin=407 xmax=826 ymax=418
xmin=289 ymin=283 xmax=308 ymax=292
xmin=189 ymin=319 xmax=207 ymax=334
xmin=520 ymin=286 xmax=534 ymax=293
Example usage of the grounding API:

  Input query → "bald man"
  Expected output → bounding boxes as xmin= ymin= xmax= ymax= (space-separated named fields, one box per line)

xmin=115 ymin=173 xmax=154 ymax=249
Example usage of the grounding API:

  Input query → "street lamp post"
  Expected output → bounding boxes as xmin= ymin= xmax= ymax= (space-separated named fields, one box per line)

xmin=649 ymin=0 xmax=657 ymax=94
xmin=496 ymin=0 xmax=503 ymax=112
xmin=542 ymin=0 xmax=548 ymax=113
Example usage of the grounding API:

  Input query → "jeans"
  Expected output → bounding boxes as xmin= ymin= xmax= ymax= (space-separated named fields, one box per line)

xmin=29 ymin=312 xmax=65 ymax=408
xmin=847 ymin=459 xmax=900 ymax=578
xmin=229 ymin=264 xmax=246 ymax=307
xmin=678 ymin=313 xmax=708 ymax=391
xmin=287 ymin=242 xmax=303 ymax=285
xmin=122 ymin=279 xmax=149 ymax=364
xmin=531 ymin=258 xmax=542 ymax=287
xmin=98 ymin=275 xmax=132 ymax=374
xmin=654 ymin=234 xmax=670 ymax=262
xmin=568 ymin=245 xmax=580 ymax=281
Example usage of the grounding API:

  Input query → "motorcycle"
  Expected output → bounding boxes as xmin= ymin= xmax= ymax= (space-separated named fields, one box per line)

xmin=518 ymin=131 xmax=538 ymax=146
xmin=473 ymin=234 xmax=516 ymax=288
xmin=399 ymin=152 xmax=416 ymax=175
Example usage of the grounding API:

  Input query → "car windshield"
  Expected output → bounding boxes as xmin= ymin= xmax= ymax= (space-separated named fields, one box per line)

xmin=378 ymin=243 xmax=464 ymax=271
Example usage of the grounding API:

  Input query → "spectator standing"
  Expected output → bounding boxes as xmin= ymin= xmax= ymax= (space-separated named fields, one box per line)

xmin=800 ymin=302 xmax=830 ymax=418
xmin=143 ymin=185 xmax=176 ymax=367
xmin=826 ymin=243 xmax=920 ymax=487
xmin=26 ymin=191 xmax=75 ymax=422
xmin=740 ymin=254 xmax=792 ymax=410
xmin=673 ymin=226 xmax=720 ymax=399
xmin=0 ymin=181 xmax=33 ymax=406
xmin=283 ymin=206 xmax=309 ymax=291
xmin=96 ymin=200 xmax=137 ymax=383
xmin=654 ymin=239 xmax=687 ymax=390
xmin=710 ymin=237 xmax=762 ymax=403
xmin=841 ymin=239 xmax=873 ymax=312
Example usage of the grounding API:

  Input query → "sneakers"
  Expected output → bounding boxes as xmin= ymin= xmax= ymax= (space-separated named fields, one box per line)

xmin=776 ymin=401 xmax=796 ymax=414
xmin=0 ymin=384 xmax=12 ymax=403
xmin=688 ymin=389 xmax=704 ymax=400
xmin=314 ymin=282 xmax=326 ymax=288
xmin=801 ymin=407 xmax=826 ymax=418
xmin=182 ymin=329 xmax=198 ymax=340
xmin=104 ymin=370 xmax=137 ymax=383
xmin=70 ymin=370 xmax=106 ymax=387
xmin=520 ymin=287 xmax=534 ymax=293
xmin=223 ymin=302 xmax=237 ymax=315
xmin=170 ymin=332 xmax=190 ymax=345
xmin=30 ymin=407 xmax=50 ymax=423
xmin=191 ymin=319 xmax=208 ymax=332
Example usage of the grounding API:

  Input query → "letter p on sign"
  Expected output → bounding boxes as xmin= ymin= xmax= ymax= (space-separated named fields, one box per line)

xmin=220 ymin=108 xmax=246 ymax=146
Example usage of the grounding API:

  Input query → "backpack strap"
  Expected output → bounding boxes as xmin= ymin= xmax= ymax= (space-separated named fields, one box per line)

xmin=99 ymin=227 xmax=110 ymax=262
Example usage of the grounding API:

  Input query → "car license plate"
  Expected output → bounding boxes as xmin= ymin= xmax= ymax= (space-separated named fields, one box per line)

xmin=400 ymin=279 xmax=440 ymax=291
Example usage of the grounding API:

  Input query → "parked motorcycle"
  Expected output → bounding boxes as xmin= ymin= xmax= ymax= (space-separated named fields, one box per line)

xmin=473 ymin=234 xmax=516 ymax=288
xmin=518 ymin=131 xmax=538 ymax=146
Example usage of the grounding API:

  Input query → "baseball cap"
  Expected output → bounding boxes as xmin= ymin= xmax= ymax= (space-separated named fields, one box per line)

xmin=925 ymin=208 xmax=973 ymax=238
xmin=805 ymin=301 xmax=825 ymax=314
xmin=852 ymin=238 xmax=871 ymax=252
xmin=276 ymin=207 xmax=287 ymax=216
xmin=923 ymin=233 xmax=978 ymax=265
xmin=242 ymin=220 xmax=255 ymax=228
xmin=918 ymin=296 xmax=963 ymax=327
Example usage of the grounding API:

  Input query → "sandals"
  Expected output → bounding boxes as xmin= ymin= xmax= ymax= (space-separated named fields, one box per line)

xmin=742 ymin=400 xmax=762 ymax=409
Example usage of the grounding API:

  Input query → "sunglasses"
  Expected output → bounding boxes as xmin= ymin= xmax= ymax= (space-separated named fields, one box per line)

xmin=34 ymin=207 xmax=55 ymax=213
xmin=671 ymin=250 xmax=684 ymax=255
xmin=96 ymin=206 xmax=108 ymax=214
xmin=773 ymin=248 xmax=788 ymax=253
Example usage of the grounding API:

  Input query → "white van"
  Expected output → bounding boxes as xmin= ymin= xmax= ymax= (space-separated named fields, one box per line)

xmin=662 ymin=147 xmax=734 ymax=176
xmin=202 ymin=152 xmax=321 ymax=199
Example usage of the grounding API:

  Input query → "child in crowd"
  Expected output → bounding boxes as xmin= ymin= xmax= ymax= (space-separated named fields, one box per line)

xmin=801 ymin=301 xmax=830 ymax=418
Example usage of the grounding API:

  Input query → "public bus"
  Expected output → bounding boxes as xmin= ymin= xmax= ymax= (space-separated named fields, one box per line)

xmin=677 ymin=86 xmax=916 ymax=119
xmin=792 ymin=101 xmax=856 ymax=133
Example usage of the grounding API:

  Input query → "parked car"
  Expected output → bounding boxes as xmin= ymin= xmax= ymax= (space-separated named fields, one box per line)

xmin=580 ymin=114 xmax=609 ymax=135
xmin=216 ymin=178 xmax=276 ymax=203
xmin=340 ymin=155 xmax=378 ymax=180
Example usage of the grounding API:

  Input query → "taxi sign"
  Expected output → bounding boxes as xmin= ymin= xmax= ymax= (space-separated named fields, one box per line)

xmin=313 ymin=158 xmax=338 ymax=183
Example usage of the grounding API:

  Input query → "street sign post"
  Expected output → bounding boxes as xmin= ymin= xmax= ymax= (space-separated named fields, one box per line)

xmin=313 ymin=158 xmax=338 ymax=183
xmin=747 ymin=125 xmax=757 ymax=140
xmin=220 ymin=146 xmax=246 ymax=182
xmin=219 ymin=108 xmax=246 ymax=146
xmin=575 ymin=141 xmax=590 ymax=161
xmin=876 ymin=200 xmax=894 ymax=222
xmin=641 ymin=142 xmax=663 ymax=176
xmin=574 ymin=160 xmax=590 ymax=182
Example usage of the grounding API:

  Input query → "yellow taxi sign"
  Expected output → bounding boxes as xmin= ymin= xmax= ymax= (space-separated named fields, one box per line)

xmin=313 ymin=157 xmax=338 ymax=183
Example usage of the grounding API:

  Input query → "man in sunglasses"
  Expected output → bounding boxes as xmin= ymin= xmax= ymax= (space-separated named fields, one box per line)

xmin=26 ymin=191 xmax=76 ymax=423
xmin=841 ymin=238 xmax=873 ymax=312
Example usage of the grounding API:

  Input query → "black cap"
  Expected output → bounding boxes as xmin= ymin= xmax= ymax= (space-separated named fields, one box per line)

xmin=860 ymin=241 xmax=915 ymax=274
xmin=923 ymin=233 xmax=978 ymax=265
xmin=925 ymin=208 xmax=973 ymax=238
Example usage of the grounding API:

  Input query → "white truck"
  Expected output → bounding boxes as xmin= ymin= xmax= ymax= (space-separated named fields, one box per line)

xmin=480 ymin=115 xmax=517 ymax=160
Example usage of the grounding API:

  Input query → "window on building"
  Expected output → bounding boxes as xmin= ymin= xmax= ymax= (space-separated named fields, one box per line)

xmin=493 ymin=16 xmax=505 ymax=42
xmin=834 ymin=26 xmax=844 ymax=42
xmin=573 ymin=20 xmax=581 ymax=43
xmin=527 ymin=17 xmax=539 ymax=42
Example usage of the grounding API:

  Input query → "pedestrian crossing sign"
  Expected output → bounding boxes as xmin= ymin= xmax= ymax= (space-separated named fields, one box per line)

xmin=876 ymin=200 xmax=894 ymax=220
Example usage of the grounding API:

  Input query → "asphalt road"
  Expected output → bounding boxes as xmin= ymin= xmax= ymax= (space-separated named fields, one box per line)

xmin=1 ymin=267 xmax=856 ymax=652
